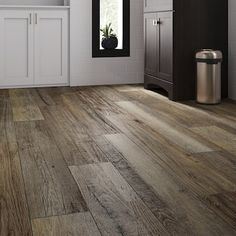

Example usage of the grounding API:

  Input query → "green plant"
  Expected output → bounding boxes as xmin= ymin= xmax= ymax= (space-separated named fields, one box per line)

xmin=100 ymin=23 xmax=117 ymax=39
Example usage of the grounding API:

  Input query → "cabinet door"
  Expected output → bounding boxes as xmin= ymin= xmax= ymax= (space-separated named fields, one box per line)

xmin=157 ymin=11 xmax=173 ymax=82
xmin=144 ymin=0 xmax=173 ymax=13
xmin=0 ymin=10 xmax=34 ymax=87
xmin=34 ymin=10 xmax=68 ymax=85
xmin=144 ymin=13 xmax=158 ymax=77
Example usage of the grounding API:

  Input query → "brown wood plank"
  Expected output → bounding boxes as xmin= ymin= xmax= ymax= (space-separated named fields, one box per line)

xmin=105 ymin=133 xmax=236 ymax=235
xmin=92 ymin=136 xmax=192 ymax=235
xmin=61 ymin=93 xmax=119 ymax=136
xmin=9 ymin=89 xmax=44 ymax=122
xmin=113 ymin=84 xmax=143 ymax=92
xmin=191 ymin=126 xmax=236 ymax=153
xmin=15 ymin=120 xmax=87 ymax=219
xmin=70 ymin=162 xmax=169 ymax=236
xmin=0 ymin=96 xmax=33 ymax=236
xmin=29 ymin=88 xmax=56 ymax=107
xmin=42 ymin=106 xmax=108 ymax=165
xmin=115 ymin=101 xmax=215 ymax=153
xmin=32 ymin=212 xmax=101 ymax=236
xmin=205 ymin=191 xmax=236 ymax=231
xmin=75 ymin=87 xmax=125 ymax=116
xmin=192 ymin=151 xmax=236 ymax=184
xmin=106 ymin=114 xmax=236 ymax=195
xmin=90 ymin=86 xmax=131 ymax=102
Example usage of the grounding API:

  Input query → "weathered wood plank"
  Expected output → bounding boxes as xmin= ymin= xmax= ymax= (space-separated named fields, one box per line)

xmin=92 ymin=136 xmax=191 ymax=235
xmin=91 ymin=86 xmax=130 ymax=102
xmin=105 ymin=114 xmax=236 ymax=195
xmin=192 ymin=151 xmax=236 ymax=184
xmin=205 ymin=191 xmax=236 ymax=231
xmin=15 ymin=121 xmax=87 ymax=219
xmin=9 ymin=89 xmax=44 ymax=122
xmin=42 ymin=106 xmax=108 ymax=165
xmin=0 ymin=96 xmax=33 ymax=236
xmin=32 ymin=212 xmax=101 ymax=236
xmin=106 ymin=133 xmax=236 ymax=235
xmin=62 ymin=93 xmax=119 ymax=136
xmin=75 ymin=87 xmax=125 ymax=116
xmin=115 ymin=101 xmax=215 ymax=153
xmin=70 ymin=162 xmax=169 ymax=236
xmin=29 ymin=88 xmax=56 ymax=107
xmin=191 ymin=126 xmax=236 ymax=152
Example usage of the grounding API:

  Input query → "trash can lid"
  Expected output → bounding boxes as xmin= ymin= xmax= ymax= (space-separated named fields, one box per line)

xmin=196 ymin=49 xmax=223 ymax=60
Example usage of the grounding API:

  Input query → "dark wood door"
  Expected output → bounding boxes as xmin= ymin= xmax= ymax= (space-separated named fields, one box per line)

xmin=144 ymin=0 xmax=173 ymax=13
xmin=157 ymin=11 xmax=173 ymax=82
xmin=144 ymin=13 xmax=158 ymax=77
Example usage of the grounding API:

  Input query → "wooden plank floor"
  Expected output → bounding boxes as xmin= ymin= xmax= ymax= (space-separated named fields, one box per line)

xmin=0 ymin=85 xmax=236 ymax=235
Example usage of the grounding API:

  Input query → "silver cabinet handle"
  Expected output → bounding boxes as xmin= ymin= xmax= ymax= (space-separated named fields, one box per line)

xmin=153 ymin=20 xmax=157 ymax=26
xmin=35 ymin=13 xmax=38 ymax=24
xmin=29 ymin=13 xmax=32 ymax=24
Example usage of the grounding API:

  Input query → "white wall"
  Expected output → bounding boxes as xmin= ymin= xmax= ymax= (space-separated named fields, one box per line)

xmin=70 ymin=0 xmax=144 ymax=86
xmin=229 ymin=0 xmax=236 ymax=100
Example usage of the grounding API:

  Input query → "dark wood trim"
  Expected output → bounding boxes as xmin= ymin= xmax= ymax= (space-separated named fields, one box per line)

xmin=144 ymin=74 xmax=174 ymax=100
xmin=92 ymin=0 xmax=130 ymax=58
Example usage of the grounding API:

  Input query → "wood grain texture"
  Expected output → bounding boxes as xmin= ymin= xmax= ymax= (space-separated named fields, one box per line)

xmin=32 ymin=212 xmax=101 ymax=236
xmin=9 ymin=89 xmax=44 ymax=122
xmin=191 ymin=126 xmax=236 ymax=153
xmin=115 ymin=101 xmax=215 ymax=153
xmin=105 ymin=133 xmax=236 ymax=235
xmin=91 ymin=136 xmax=191 ymax=235
xmin=192 ymin=151 xmax=236 ymax=184
xmin=70 ymin=162 xmax=169 ymax=236
xmin=0 ymin=95 xmax=32 ymax=236
xmin=62 ymin=93 xmax=119 ymax=136
xmin=15 ymin=120 xmax=87 ymax=219
xmin=205 ymin=191 xmax=236 ymax=231
xmin=105 ymin=114 xmax=236 ymax=195
xmin=1 ymin=85 xmax=236 ymax=235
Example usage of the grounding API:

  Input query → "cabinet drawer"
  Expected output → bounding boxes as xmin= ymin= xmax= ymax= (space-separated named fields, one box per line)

xmin=144 ymin=0 xmax=173 ymax=12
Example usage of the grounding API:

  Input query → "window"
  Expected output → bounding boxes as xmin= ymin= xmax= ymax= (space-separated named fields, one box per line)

xmin=92 ymin=0 xmax=130 ymax=57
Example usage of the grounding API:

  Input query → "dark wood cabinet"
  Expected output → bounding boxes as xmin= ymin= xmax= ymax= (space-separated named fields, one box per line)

xmin=144 ymin=12 xmax=173 ymax=81
xmin=144 ymin=0 xmax=228 ymax=100
xmin=144 ymin=13 xmax=158 ymax=77
xmin=157 ymin=11 xmax=173 ymax=82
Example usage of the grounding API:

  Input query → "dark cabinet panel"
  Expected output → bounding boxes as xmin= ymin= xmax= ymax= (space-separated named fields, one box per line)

xmin=144 ymin=13 xmax=158 ymax=77
xmin=144 ymin=0 xmax=228 ymax=101
xmin=144 ymin=0 xmax=173 ymax=12
xmin=157 ymin=11 xmax=173 ymax=82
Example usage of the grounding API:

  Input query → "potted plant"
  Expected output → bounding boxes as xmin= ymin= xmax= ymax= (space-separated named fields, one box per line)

xmin=100 ymin=23 xmax=118 ymax=50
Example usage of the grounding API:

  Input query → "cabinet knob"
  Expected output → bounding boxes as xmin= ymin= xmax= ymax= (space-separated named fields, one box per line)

xmin=153 ymin=20 xmax=161 ymax=26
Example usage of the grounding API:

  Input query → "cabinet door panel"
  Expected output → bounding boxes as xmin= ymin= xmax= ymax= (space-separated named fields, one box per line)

xmin=157 ymin=11 xmax=173 ymax=82
xmin=144 ymin=0 xmax=173 ymax=12
xmin=34 ymin=10 xmax=68 ymax=85
xmin=0 ymin=10 xmax=34 ymax=86
xmin=144 ymin=13 xmax=158 ymax=77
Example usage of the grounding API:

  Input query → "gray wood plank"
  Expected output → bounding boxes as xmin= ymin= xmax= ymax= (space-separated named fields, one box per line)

xmin=32 ymin=212 xmax=101 ymax=236
xmin=15 ymin=120 xmax=87 ymax=219
xmin=9 ymin=89 xmax=44 ymax=122
xmin=0 ymin=95 xmax=33 ymax=235
xmin=70 ymin=162 xmax=169 ymax=236
xmin=106 ymin=133 xmax=236 ymax=235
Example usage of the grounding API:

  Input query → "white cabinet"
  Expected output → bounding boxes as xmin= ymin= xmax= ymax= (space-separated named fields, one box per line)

xmin=0 ymin=10 xmax=34 ymax=86
xmin=0 ymin=9 xmax=68 ymax=87
xmin=34 ymin=10 xmax=68 ymax=85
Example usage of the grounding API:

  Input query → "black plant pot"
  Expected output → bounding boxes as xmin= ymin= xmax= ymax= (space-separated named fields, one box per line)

xmin=101 ymin=37 xmax=118 ymax=50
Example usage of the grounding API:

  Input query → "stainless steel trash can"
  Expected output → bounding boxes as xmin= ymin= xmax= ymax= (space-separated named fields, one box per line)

xmin=196 ymin=49 xmax=223 ymax=104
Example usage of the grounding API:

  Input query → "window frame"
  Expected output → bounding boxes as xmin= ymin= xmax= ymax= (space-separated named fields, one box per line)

xmin=92 ymin=0 xmax=130 ymax=58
